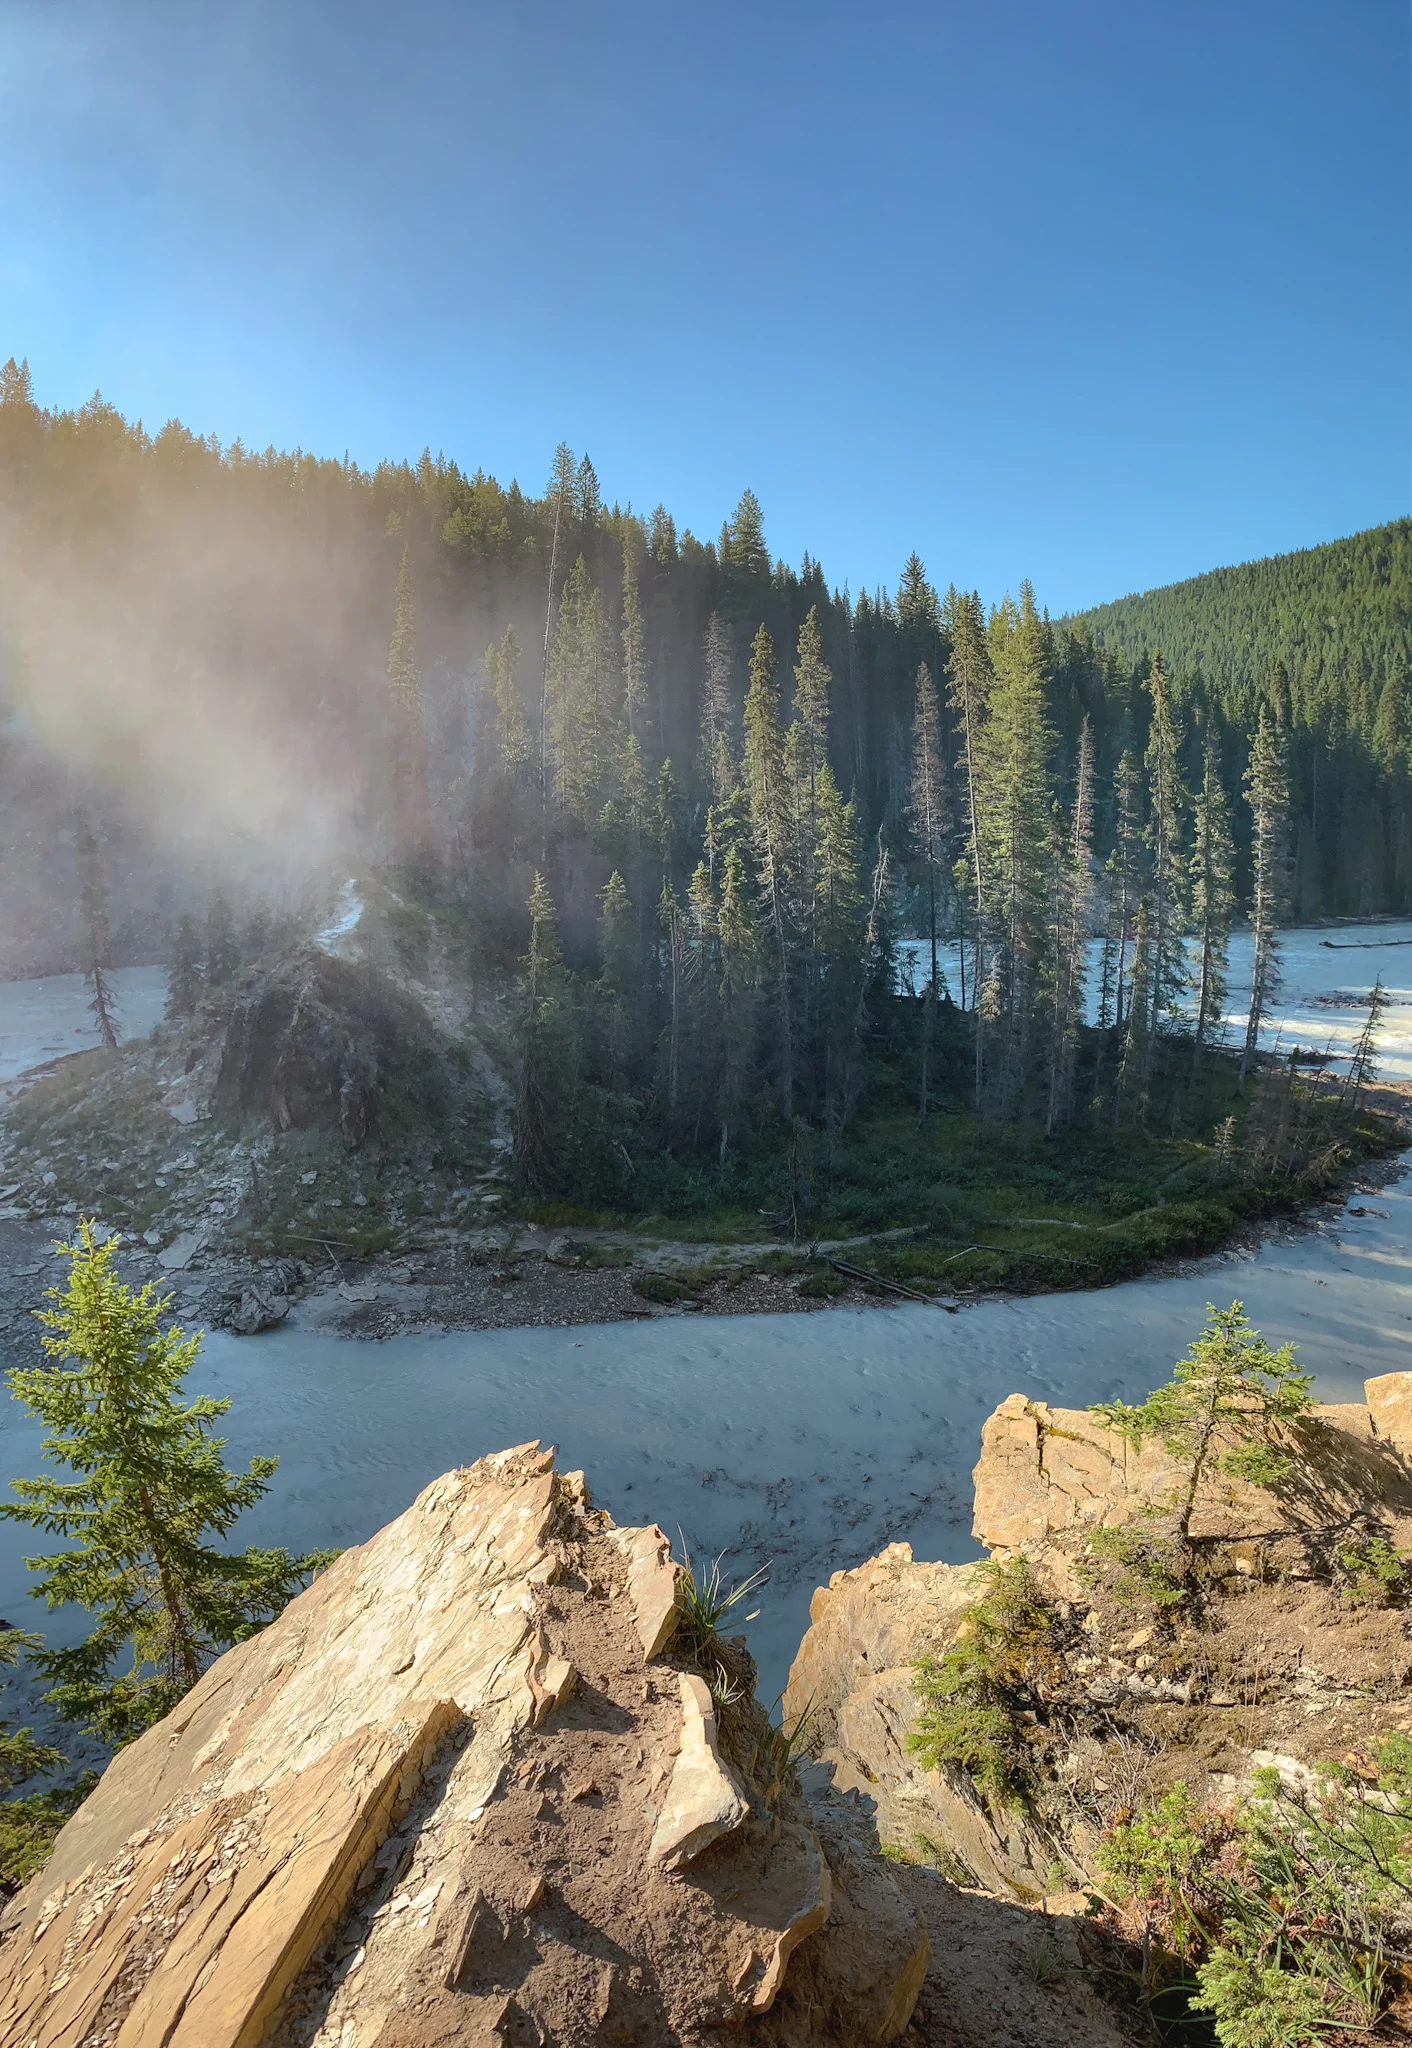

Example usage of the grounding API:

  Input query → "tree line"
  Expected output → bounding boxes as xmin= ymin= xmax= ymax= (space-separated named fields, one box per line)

xmin=1 ymin=359 xmax=1408 ymax=976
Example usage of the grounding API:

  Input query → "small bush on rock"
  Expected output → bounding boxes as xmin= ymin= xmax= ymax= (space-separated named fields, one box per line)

xmin=908 ymin=1559 xmax=1058 ymax=1810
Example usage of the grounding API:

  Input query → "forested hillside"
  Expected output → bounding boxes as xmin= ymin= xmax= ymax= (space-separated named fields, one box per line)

xmin=0 ymin=358 xmax=1406 ymax=1218
xmin=1074 ymin=521 xmax=1412 ymax=919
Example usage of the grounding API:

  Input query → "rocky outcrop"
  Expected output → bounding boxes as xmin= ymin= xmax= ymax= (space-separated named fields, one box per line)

xmin=974 ymin=1378 xmax=1412 ymax=1586
xmin=0 ymin=1445 xmax=925 ymax=2047
xmin=786 ymin=1545 xmax=1069 ymax=1898
xmin=787 ymin=1372 xmax=1412 ymax=1904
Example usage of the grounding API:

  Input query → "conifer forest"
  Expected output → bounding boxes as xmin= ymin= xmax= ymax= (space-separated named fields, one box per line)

xmin=1 ymin=360 xmax=1409 ymax=1240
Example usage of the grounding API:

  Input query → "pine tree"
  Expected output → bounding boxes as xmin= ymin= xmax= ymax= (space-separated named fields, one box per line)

xmin=944 ymin=587 xmax=994 ymax=1102
xmin=658 ymin=879 xmax=689 ymax=1130
xmin=76 ymin=810 xmax=118 ymax=1049
xmin=1143 ymin=652 xmax=1189 ymax=1038
xmin=1190 ymin=728 xmax=1236 ymax=1055
xmin=716 ymin=846 xmax=760 ymax=1162
xmin=1105 ymin=747 xmax=1145 ymax=1034
xmin=701 ymin=613 xmax=737 ymax=807
xmin=1116 ymin=894 xmax=1155 ymax=1124
xmin=514 ymin=874 xmax=572 ymax=1196
xmin=908 ymin=662 xmax=947 ymax=995
xmin=743 ymin=624 xmax=795 ymax=1120
xmin=387 ymin=546 xmax=432 ymax=864
xmin=1093 ymin=1301 xmax=1312 ymax=1548
xmin=205 ymin=890 xmax=240 ymax=986
xmin=621 ymin=535 xmax=648 ymax=740
xmin=486 ymin=624 xmax=531 ymax=775
xmin=1046 ymin=717 xmax=1094 ymax=1133
xmin=597 ymin=870 xmax=640 ymax=1095
xmin=165 ymin=913 xmax=204 ymax=1019
xmin=538 ymin=444 xmax=578 ymax=857
xmin=3 ymin=1224 xmax=327 ymax=1743
xmin=982 ymin=583 xmax=1054 ymax=1117
xmin=1241 ymin=706 xmax=1291 ymax=1088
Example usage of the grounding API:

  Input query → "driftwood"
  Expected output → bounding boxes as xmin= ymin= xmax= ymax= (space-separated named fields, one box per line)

xmin=825 ymin=1256 xmax=958 ymax=1310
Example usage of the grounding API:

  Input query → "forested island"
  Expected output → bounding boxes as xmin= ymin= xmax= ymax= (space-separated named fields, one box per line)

xmin=0 ymin=359 xmax=1408 ymax=1293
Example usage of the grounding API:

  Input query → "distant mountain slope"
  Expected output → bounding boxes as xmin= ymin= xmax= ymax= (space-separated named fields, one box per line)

xmin=1073 ymin=519 xmax=1412 ymax=711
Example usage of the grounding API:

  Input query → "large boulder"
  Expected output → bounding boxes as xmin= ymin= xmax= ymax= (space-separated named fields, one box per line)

xmin=0 ymin=1445 xmax=925 ymax=2047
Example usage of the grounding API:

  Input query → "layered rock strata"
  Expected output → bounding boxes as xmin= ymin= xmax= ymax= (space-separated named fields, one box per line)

xmin=0 ymin=1444 xmax=925 ymax=2047
xmin=788 ymin=1372 xmax=1412 ymax=1901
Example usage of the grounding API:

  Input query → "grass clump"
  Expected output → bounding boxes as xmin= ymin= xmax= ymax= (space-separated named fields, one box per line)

xmin=908 ymin=1560 xmax=1058 ymax=1810
xmin=673 ymin=1540 xmax=768 ymax=1673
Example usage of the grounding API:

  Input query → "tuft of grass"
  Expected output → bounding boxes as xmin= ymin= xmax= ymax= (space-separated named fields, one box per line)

xmin=673 ymin=1538 xmax=768 ymax=1668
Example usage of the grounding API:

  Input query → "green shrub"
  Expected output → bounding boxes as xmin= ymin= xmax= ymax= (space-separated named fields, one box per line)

xmin=908 ymin=1560 xmax=1056 ymax=1809
xmin=1100 ymin=1740 xmax=1412 ymax=2044
xmin=1335 ymin=1533 xmax=1410 ymax=1607
xmin=1082 ymin=1517 xmax=1189 ymax=1610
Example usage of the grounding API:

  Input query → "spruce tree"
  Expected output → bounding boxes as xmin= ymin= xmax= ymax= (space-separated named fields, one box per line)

xmin=716 ymin=846 xmax=760 ymax=1162
xmin=721 ymin=489 xmax=769 ymax=581
xmin=743 ymin=624 xmax=795 ymax=1119
xmin=1190 ymin=727 xmax=1236 ymax=1055
xmin=944 ymin=587 xmax=994 ymax=1102
xmin=76 ymin=810 xmax=118 ymax=1050
xmin=205 ymin=890 xmax=240 ymax=987
xmin=1047 ymin=717 xmax=1094 ymax=1133
xmin=908 ymin=663 xmax=948 ymax=996
xmin=812 ymin=775 xmax=866 ymax=1126
xmin=1105 ymin=747 xmax=1145 ymax=1034
xmin=514 ymin=874 xmax=572 ymax=1196
xmin=3 ymin=1224 xmax=327 ymax=1743
xmin=1241 ymin=706 xmax=1291 ymax=1088
xmin=1143 ymin=652 xmax=1189 ymax=1038
xmin=597 ymin=870 xmax=640 ymax=1094
xmin=982 ymin=583 xmax=1054 ymax=1117
xmin=547 ymin=556 xmax=617 ymax=828
xmin=658 ymin=879 xmax=689 ymax=1129
xmin=701 ymin=614 xmax=737 ymax=807
xmin=387 ymin=546 xmax=431 ymax=864
xmin=621 ymin=535 xmax=648 ymax=740
xmin=1116 ymin=894 xmax=1155 ymax=1124
xmin=486 ymin=624 xmax=531 ymax=776
xmin=786 ymin=607 xmax=833 ymax=1024
xmin=165 ymin=913 xmax=204 ymax=1019
xmin=1093 ymin=1301 xmax=1312 ymax=1548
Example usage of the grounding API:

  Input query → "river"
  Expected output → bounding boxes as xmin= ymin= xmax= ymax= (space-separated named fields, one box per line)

xmin=1 ymin=925 xmax=1411 ymax=1699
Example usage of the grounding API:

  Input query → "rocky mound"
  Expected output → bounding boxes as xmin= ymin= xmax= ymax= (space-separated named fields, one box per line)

xmin=787 ymin=1370 xmax=1412 ymax=1909
xmin=0 ymin=888 xmax=508 ymax=1261
xmin=0 ymin=1444 xmax=926 ymax=2047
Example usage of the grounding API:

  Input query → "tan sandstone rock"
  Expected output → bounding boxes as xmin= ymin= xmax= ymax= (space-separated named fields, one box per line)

xmin=788 ymin=1373 xmax=1412 ymax=1906
xmin=973 ymin=1376 xmax=1412 ymax=1574
xmin=0 ymin=1443 xmax=925 ymax=2048
xmin=785 ymin=1544 xmax=1066 ymax=1899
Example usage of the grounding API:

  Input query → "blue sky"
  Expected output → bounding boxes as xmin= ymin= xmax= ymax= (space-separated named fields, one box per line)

xmin=1 ymin=0 xmax=1406 ymax=612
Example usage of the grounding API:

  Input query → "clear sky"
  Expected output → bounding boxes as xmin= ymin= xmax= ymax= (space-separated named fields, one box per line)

xmin=1 ymin=0 xmax=1407 ymax=612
